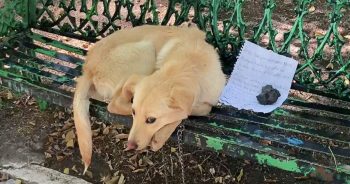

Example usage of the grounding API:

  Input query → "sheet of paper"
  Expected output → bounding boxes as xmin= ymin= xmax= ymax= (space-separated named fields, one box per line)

xmin=219 ymin=41 xmax=298 ymax=113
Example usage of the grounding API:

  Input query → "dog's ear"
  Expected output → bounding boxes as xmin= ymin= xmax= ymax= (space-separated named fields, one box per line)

xmin=122 ymin=74 xmax=145 ymax=101
xmin=107 ymin=74 xmax=145 ymax=115
xmin=168 ymin=86 xmax=194 ymax=117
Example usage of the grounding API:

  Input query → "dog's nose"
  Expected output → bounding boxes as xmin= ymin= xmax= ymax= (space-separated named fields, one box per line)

xmin=127 ymin=141 xmax=138 ymax=150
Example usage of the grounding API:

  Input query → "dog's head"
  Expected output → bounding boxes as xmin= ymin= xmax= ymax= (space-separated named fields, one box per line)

xmin=107 ymin=75 xmax=145 ymax=115
xmin=125 ymin=73 xmax=194 ymax=150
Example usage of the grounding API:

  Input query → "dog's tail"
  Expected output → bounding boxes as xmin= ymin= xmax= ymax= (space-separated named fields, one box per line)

xmin=73 ymin=74 xmax=93 ymax=174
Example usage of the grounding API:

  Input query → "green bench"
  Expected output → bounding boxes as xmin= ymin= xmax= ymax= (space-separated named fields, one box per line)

xmin=0 ymin=0 xmax=349 ymax=183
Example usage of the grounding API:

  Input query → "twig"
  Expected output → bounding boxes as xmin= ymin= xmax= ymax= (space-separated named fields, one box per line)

xmin=328 ymin=146 xmax=339 ymax=171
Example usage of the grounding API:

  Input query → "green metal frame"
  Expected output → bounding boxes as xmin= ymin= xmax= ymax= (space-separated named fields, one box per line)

xmin=1 ymin=0 xmax=350 ymax=183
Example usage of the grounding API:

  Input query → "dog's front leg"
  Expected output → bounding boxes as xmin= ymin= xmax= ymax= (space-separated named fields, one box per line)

xmin=150 ymin=120 xmax=182 ymax=151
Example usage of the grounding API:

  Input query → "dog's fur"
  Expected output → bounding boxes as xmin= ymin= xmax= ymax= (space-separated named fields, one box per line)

xmin=124 ymin=31 xmax=226 ymax=151
xmin=73 ymin=25 xmax=207 ymax=172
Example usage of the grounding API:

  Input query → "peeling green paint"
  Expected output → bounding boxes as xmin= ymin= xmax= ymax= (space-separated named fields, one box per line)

xmin=273 ymin=108 xmax=289 ymax=116
xmin=205 ymin=136 xmax=224 ymax=151
xmin=338 ymin=165 xmax=350 ymax=175
xmin=255 ymin=154 xmax=302 ymax=173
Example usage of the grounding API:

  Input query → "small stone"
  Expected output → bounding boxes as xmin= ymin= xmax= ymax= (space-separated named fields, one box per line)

xmin=256 ymin=85 xmax=281 ymax=105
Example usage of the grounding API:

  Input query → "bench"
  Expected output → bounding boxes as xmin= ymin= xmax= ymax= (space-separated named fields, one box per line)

xmin=0 ymin=0 xmax=349 ymax=183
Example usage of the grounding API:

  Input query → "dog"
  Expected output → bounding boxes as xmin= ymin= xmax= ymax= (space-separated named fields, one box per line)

xmin=122 ymin=30 xmax=227 ymax=151
xmin=73 ymin=25 xmax=208 ymax=173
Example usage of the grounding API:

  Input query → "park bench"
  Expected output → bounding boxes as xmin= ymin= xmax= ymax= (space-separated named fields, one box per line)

xmin=0 ymin=0 xmax=349 ymax=183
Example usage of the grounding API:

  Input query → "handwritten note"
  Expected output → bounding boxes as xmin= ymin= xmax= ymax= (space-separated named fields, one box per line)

xmin=219 ymin=41 xmax=298 ymax=113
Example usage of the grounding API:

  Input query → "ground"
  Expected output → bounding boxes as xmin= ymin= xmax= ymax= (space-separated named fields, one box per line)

xmin=0 ymin=88 xmax=321 ymax=184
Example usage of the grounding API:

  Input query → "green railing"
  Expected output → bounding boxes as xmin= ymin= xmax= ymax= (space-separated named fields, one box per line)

xmin=0 ymin=0 xmax=349 ymax=100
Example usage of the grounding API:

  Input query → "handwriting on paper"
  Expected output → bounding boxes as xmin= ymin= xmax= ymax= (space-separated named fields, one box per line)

xmin=219 ymin=41 xmax=298 ymax=113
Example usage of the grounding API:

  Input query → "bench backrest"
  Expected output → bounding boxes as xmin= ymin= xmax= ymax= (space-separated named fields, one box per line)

xmin=1 ymin=0 xmax=349 ymax=101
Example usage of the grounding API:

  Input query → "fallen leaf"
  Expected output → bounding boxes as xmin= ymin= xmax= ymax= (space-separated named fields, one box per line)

xmin=198 ymin=164 xmax=203 ymax=174
xmin=344 ymin=78 xmax=349 ymax=87
xmin=85 ymin=170 xmax=93 ymax=178
xmin=66 ymin=139 xmax=74 ymax=148
xmin=127 ymin=165 xmax=136 ymax=170
xmin=83 ymin=43 xmax=89 ymax=48
xmin=115 ymin=134 xmax=128 ymax=139
xmin=326 ymin=63 xmax=334 ymax=70
xmin=7 ymin=91 xmax=13 ymax=100
xmin=64 ymin=168 xmax=69 ymax=174
xmin=171 ymin=147 xmax=177 ymax=153
xmin=65 ymin=130 xmax=75 ymax=142
xmin=345 ymin=35 xmax=350 ymax=40
xmin=72 ymin=165 xmax=78 ymax=173
xmin=56 ymin=156 xmax=64 ymax=161
xmin=92 ymin=128 xmax=101 ymax=137
xmin=103 ymin=127 xmax=110 ymax=135
xmin=105 ymin=176 xmax=119 ymax=184
xmin=118 ymin=174 xmax=125 ymax=184
xmin=138 ymin=158 xmax=143 ymax=166
xmin=314 ymin=31 xmax=324 ymax=37
xmin=143 ymin=156 xmax=154 ymax=166
xmin=44 ymin=152 xmax=52 ymax=158
xmin=308 ymin=6 xmax=315 ymax=12
xmin=215 ymin=176 xmax=223 ymax=183
xmin=209 ymin=168 xmax=215 ymax=175
xmin=28 ymin=121 xmax=36 ymax=126
xmin=260 ymin=139 xmax=272 ymax=146
xmin=237 ymin=168 xmax=244 ymax=182
xmin=132 ymin=168 xmax=145 ymax=173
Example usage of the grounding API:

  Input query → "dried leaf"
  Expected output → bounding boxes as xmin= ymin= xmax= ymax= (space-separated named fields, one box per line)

xmin=65 ymin=130 xmax=75 ymax=142
xmin=314 ymin=31 xmax=324 ymax=37
xmin=103 ymin=127 xmax=110 ymax=135
xmin=138 ymin=158 xmax=143 ymax=166
xmin=209 ymin=168 xmax=215 ymax=175
xmin=92 ymin=128 xmax=101 ymax=137
xmin=56 ymin=156 xmax=64 ymax=161
xmin=215 ymin=176 xmax=223 ymax=183
xmin=28 ymin=121 xmax=36 ymax=126
xmin=82 ymin=44 xmax=89 ymax=48
xmin=260 ymin=139 xmax=272 ymax=146
xmin=344 ymin=78 xmax=350 ymax=87
xmin=72 ymin=165 xmax=78 ymax=173
xmin=64 ymin=168 xmax=69 ymax=174
xmin=66 ymin=139 xmax=74 ymax=148
xmin=61 ymin=122 xmax=73 ymax=131
xmin=44 ymin=152 xmax=52 ymax=158
xmin=171 ymin=147 xmax=177 ymax=153
xmin=345 ymin=35 xmax=350 ymax=40
xmin=308 ymin=6 xmax=315 ymax=12
xmin=7 ymin=91 xmax=13 ymax=100
xmin=326 ymin=63 xmax=334 ymax=70
xmin=132 ymin=168 xmax=145 ymax=173
xmin=105 ymin=176 xmax=119 ymax=184
xmin=143 ymin=156 xmax=154 ymax=166
xmin=237 ymin=168 xmax=244 ymax=182
xmin=198 ymin=164 xmax=203 ymax=174
xmin=127 ymin=165 xmax=136 ymax=170
xmin=85 ymin=170 xmax=93 ymax=178
xmin=118 ymin=174 xmax=125 ymax=184
xmin=115 ymin=134 xmax=128 ymax=139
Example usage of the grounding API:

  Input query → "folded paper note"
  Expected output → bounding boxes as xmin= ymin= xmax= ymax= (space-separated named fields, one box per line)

xmin=219 ymin=41 xmax=298 ymax=113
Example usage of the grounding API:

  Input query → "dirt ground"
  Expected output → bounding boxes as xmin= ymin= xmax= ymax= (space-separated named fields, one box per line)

xmin=0 ymin=88 xmax=322 ymax=184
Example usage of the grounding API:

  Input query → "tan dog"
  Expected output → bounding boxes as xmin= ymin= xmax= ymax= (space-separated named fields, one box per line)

xmin=123 ymin=32 xmax=226 ymax=151
xmin=73 ymin=25 xmax=207 ymax=173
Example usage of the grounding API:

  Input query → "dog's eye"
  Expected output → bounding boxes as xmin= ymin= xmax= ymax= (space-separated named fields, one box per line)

xmin=146 ymin=117 xmax=156 ymax=124
xmin=130 ymin=97 xmax=133 ymax=103
xmin=132 ymin=108 xmax=135 ymax=116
